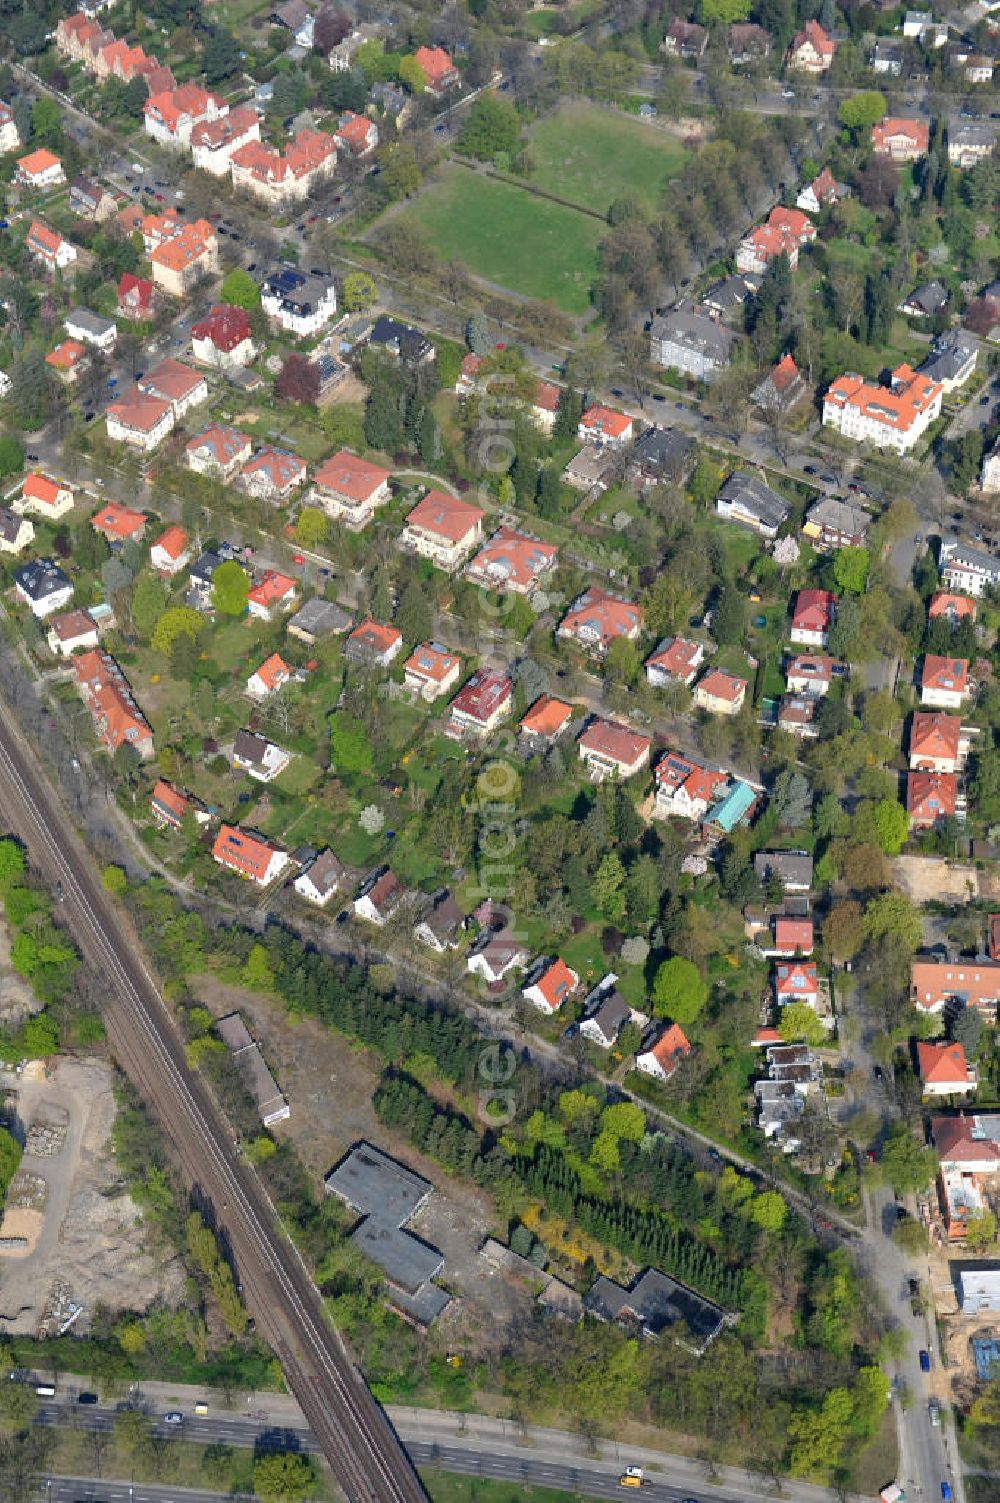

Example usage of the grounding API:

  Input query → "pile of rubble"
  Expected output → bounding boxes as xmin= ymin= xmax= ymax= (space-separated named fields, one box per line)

xmin=5 ymin=1171 xmax=47 ymax=1210
xmin=25 ymin=1105 xmax=68 ymax=1158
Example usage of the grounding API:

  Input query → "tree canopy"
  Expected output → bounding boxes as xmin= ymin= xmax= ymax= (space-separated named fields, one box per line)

xmin=651 ymin=956 xmax=708 ymax=1025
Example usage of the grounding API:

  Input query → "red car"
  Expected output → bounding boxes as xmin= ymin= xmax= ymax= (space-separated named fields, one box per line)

xmin=293 ymin=553 xmax=305 ymax=565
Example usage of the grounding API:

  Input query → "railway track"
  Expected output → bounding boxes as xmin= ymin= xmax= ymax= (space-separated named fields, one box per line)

xmin=0 ymin=699 xmax=427 ymax=1503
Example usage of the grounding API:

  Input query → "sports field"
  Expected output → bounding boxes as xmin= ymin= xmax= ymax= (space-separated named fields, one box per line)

xmin=397 ymin=167 xmax=604 ymax=315
xmin=525 ymin=101 xmax=690 ymax=215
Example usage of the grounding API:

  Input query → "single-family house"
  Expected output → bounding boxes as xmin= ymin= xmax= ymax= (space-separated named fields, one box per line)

xmin=872 ymin=38 xmax=904 ymax=74
xmin=0 ymin=101 xmax=20 ymax=155
xmin=151 ymin=779 xmax=208 ymax=832
xmin=247 ymin=570 xmax=297 ymax=621
xmin=400 ymin=490 xmax=485 ymax=570
xmin=579 ymin=984 xmax=631 ymax=1049
xmin=45 ymin=339 xmax=89 ymax=382
xmin=344 ymin=618 xmax=403 ymax=667
xmin=312 ymin=451 xmax=392 ymax=528
xmin=948 ymin=120 xmax=997 ymax=167
xmin=403 ymin=642 xmax=462 ymax=701
xmin=654 ymin=751 xmax=727 ymax=822
xmin=786 ymin=19 xmax=836 ymax=71
xmin=261 ymin=267 xmax=338 ymax=338
xmin=232 ymin=728 xmax=291 ymax=783
xmin=26 ymin=220 xmax=77 ymax=272
xmin=921 ymin=654 xmax=970 ymax=709
xmin=186 ymin=424 xmax=253 ymax=481
xmin=247 ymin=653 xmax=293 ymax=700
xmin=413 ymin=45 xmax=460 ymax=93
xmin=91 ymin=501 xmax=146 ymax=545
xmin=753 ymin=353 xmax=810 ymax=415
xmin=0 ymin=510 xmax=34 ymax=557
xmin=446 ymin=670 xmax=513 ymax=739
xmin=785 ymin=653 xmax=840 ymax=697
xmin=646 ymin=636 xmax=704 ymax=688
xmin=294 ymin=850 xmax=346 ymax=907
xmin=662 ymin=18 xmax=707 ymax=56
xmin=916 ymin=1041 xmax=975 ymax=1098
xmin=46 ymin=609 xmax=98 ymax=658
xmin=907 ymin=769 xmax=957 ymax=827
xmin=578 ymin=719 xmax=652 ymax=781
xmin=557 ymin=587 xmax=641 ymax=655
xmin=909 ymin=711 xmax=961 ymax=772
xmin=796 ymin=167 xmax=848 ymax=214
xmin=790 ymin=589 xmax=836 ymax=647
xmin=354 ymin=868 xmax=406 ymax=926
xmin=64 ymin=309 xmax=117 ymax=354
xmin=716 ymin=470 xmax=790 ymax=538
xmin=693 ymin=668 xmax=747 ymax=717
xmin=929 ymin=592 xmax=976 ymax=624
xmin=578 ymin=406 xmax=634 ymax=449
xmin=918 ymin=331 xmax=978 ymax=393
xmin=777 ymin=694 xmax=819 ymax=738
xmin=213 ymin=824 xmax=289 ymax=886
xmin=413 ymin=890 xmax=465 ymax=952
xmin=802 ymin=496 xmax=870 ymax=551
xmin=18 ymin=472 xmax=74 ymax=521
xmin=16 ymin=148 xmax=65 ymax=188
xmin=367 ymin=316 xmax=434 ymax=366
xmin=150 ymin=525 xmax=192 ymax=575
xmin=191 ymin=304 xmax=256 ymax=369
xmin=636 ymin=1023 xmax=692 ymax=1082
xmin=14 ymin=559 xmax=73 ymax=618
xmin=630 ymin=427 xmax=694 ymax=486
xmin=736 ymin=206 xmax=815 ymax=277
xmin=334 ymin=110 xmax=379 ymax=157
xmin=106 ymin=393 xmax=175 ymax=452
xmin=872 ymin=116 xmax=929 ymax=161
xmin=772 ymin=917 xmax=814 ymax=957
xmin=117 ymin=274 xmax=154 ymax=323
xmin=139 ymin=359 xmax=209 ymax=420
xmin=754 ymin=850 xmax=813 ymax=892
xmin=911 ymin=959 xmax=1000 ymax=1018
xmin=899 ymin=280 xmax=948 ymax=319
xmin=520 ymin=695 xmax=573 ymax=744
xmin=465 ymin=527 xmax=558 ymax=595
xmin=774 ymin=960 xmax=819 ymax=1009
xmin=522 ymin=957 xmax=579 ymax=1014
xmin=467 ymin=929 xmax=529 ymax=985
xmin=240 ymin=447 xmax=307 ymax=504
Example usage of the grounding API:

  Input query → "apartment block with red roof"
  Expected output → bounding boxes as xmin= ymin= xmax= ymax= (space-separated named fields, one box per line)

xmin=413 ymin=45 xmax=460 ymax=93
xmin=577 ymin=405 xmax=634 ymax=448
xmin=872 ymin=116 xmax=929 ymax=161
xmin=138 ymin=358 xmax=208 ymax=419
xmin=191 ymin=304 xmax=256 ymax=370
xmin=150 ymin=525 xmax=192 ymax=575
xmin=74 ymin=649 xmax=154 ymax=760
xmin=18 ymin=472 xmax=75 ymax=520
xmin=522 ymin=957 xmax=580 ymax=1014
xmin=403 ymin=642 xmax=462 ymax=701
xmin=907 ymin=770 xmax=957 ymax=827
xmin=247 ymin=653 xmax=293 ymax=700
xmin=693 ymin=668 xmax=747 ymax=716
xmin=144 ymin=83 xmax=228 ymax=147
xmin=400 ymin=490 xmax=485 ymax=570
xmin=191 ymin=106 xmax=262 ymax=175
xmin=557 ymin=587 xmax=642 ymax=654
xmin=345 ymin=618 xmax=403 ymax=667
xmin=786 ymin=18 xmax=836 ymax=70
xmin=150 ymin=220 xmax=219 ymax=297
xmin=921 ymin=654 xmax=971 ymax=710
xmin=917 ymin=1041 xmax=975 ymax=1098
xmin=465 ymin=527 xmax=559 ymax=596
xmin=636 ymin=1023 xmax=692 ymax=1082
xmin=186 ymin=424 xmax=252 ymax=481
xmin=230 ymin=129 xmax=337 ymax=206
xmin=790 ymin=588 xmax=836 ymax=647
xmin=653 ymin=750 xmax=727 ymax=821
xmin=646 ymin=636 xmax=705 ymax=688
xmin=91 ymin=501 xmax=146 ymax=544
xmin=106 ymin=392 xmax=175 ymax=452
xmin=212 ymin=824 xmax=289 ymax=886
xmin=736 ymin=206 xmax=815 ymax=277
xmin=578 ymin=718 xmax=652 ymax=781
xmin=520 ymin=695 xmax=573 ymax=743
xmin=909 ymin=711 xmax=963 ymax=773
xmin=16 ymin=148 xmax=65 ymax=188
xmin=334 ymin=110 xmax=379 ymax=157
xmin=823 ymin=363 xmax=942 ymax=453
xmin=312 ymin=450 xmax=392 ymax=529
xmin=446 ymin=669 xmax=513 ymax=739
xmin=911 ymin=959 xmax=1000 ymax=1018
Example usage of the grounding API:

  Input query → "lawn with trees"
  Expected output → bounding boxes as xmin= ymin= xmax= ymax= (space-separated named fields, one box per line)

xmin=523 ymin=101 xmax=691 ymax=216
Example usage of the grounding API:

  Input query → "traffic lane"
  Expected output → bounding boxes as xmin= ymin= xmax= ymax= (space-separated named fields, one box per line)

xmin=35 ymin=1400 xmax=315 ymax=1450
xmin=50 ymin=1476 xmax=231 ymax=1503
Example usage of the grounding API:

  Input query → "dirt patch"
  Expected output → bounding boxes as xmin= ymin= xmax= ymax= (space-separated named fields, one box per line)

xmin=320 ymin=370 xmax=366 ymax=409
xmin=891 ymin=856 xmax=983 ymax=904
xmin=191 ymin=976 xmax=536 ymax=1344
xmin=0 ymin=1056 xmax=185 ymax=1335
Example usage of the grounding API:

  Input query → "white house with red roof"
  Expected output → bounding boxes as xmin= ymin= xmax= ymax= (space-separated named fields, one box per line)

xmin=240 ymin=447 xmax=307 ymax=503
xmin=400 ymin=490 xmax=485 ymax=570
xmin=46 ymin=608 xmax=98 ymax=659
xmin=334 ymin=110 xmax=378 ymax=156
xmin=345 ymin=618 xmax=403 ymax=667
xmin=693 ymin=668 xmax=747 ymax=716
xmin=213 ymin=824 xmax=289 ymax=885
xmin=771 ymin=917 xmax=814 ymax=957
xmin=646 ymin=636 xmax=704 ymax=688
xmin=465 ymin=527 xmax=558 ymax=595
xmin=921 ymin=654 xmax=970 ymax=710
xmin=520 ymin=695 xmax=573 ymax=743
xmin=912 ymin=960 xmax=1000 ymax=1018
xmin=823 ymin=364 xmax=942 ymax=454
xmin=151 ymin=778 xmax=208 ymax=832
xmin=532 ymin=381 xmax=561 ymax=434
xmin=522 ymin=957 xmax=579 ymax=1014
xmin=578 ymin=719 xmax=652 ymax=781
xmin=230 ymin=130 xmax=338 ymax=207
xmin=45 ymin=338 xmax=89 ymax=384
xmin=785 ymin=653 xmax=839 ymax=697
xmin=18 ymin=472 xmax=74 ymax=520
xmin=929 ymin=592 xmax=976 ymax=624
xmin=118 ymin=273 xmax=154 ymax=322
xmin=144 ymin=83 xmax=227 ymax=147
xmin=455 ymin=353 xmax=485 ymax=397
xmin=74 ymin=649 xmax=154 ymax=760
xmin=150 ymin=524 xmax=192 ymax=576
xmin=186 ymin=424 xmax=253 ymax=480
xmin=796 ymin=167 xmax=847 ymax=214
xmin=578 ymin=406 xmax=634 ymax=449
xmin=909 ymin=711 xmax=962 ymax=773
xmin=907 ymin=770 xmax=957 ymax=828
xmin=106 ymin=392 xmax=175 ymax=452
xmin=774 ymin=960 xmax=819 ymax=1009
xmin=872 ymin=117 xmax=929 ymax=162
xmin=790 ymin=589 xmax=836 ymax=647
xmin=557 ymin=587 xmax=642 ymax=655
xmin=91 ymin=501 xmax=146 ymax=544
xmin=654 ymin=750 xmax=727 ymax=820
xmin=786 ymin=19 xmax=835 ymax=71
xmin=247 ymin=570 xmax=297 ymax=621
xmin=247 ymin=652 xmax=293 ymax=700
xmin=312 ymin=450 xmax=392 ymax=528
xmin=191 ymin=106 xmax=261 ymax=175
xmin=636 ymin=1023 xmax=692 ymax=1082
xmin=16 ymin=148 xmax=65 ymax=188
xmin=138 ymin=359 xmax=208 ymax=419
xmin=917 ymin=1041 xmax=975 ymax=1098
xmin=736 ymin=206 xmax=815 ymax=276
xmin=446 ymin=669 xmax=513 ymax=739
xmin=26 ymin=220 xmax=77 ymax=272
xmin=403 ymin=641 xmax=462 ymax=701
xmin=191 ymin=304 xmax=256 ymax=369
xmin=413 ymin=45 xmax=460 ymax=93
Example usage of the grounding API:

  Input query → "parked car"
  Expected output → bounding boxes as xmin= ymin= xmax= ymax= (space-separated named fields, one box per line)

xmin=919 ymin=1350 xmax=931 ymax=1372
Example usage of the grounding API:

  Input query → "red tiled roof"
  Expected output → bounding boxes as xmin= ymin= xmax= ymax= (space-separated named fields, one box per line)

xmin=49 ymin=609 xmax=95 ymax=643
xmin=347 ymin=618 xmax=402 ymax=657
xmin=139 ymin=358 xmax=205 ymax=403
xmin=912 ymin=959 xmax=1000 ymax=1012
xmin=774 ymin=917 xmax=813 ymax=952
xmin=646 ymin=636 xmax=701 ymax=679
xmin=696 ymin=668 xmax=746 ymax=703
xmin=248 ymin=570 xmax=296 ymax=608
xmin=580 ymin=404 xmax=632 ymax=439
xmin=22 ymin=472 xmax=69 ymax=507
xmin=872 ymin=117 xmax=929 ymax=153
xmin=929 ymin=592 xmax=976 ymax=621
xmin=643 ymin=1023 xmax=691 ymax=1070
xmin=414 ymin=45 xmax=456 ymax=84
xmin=18 ymin=147 xmax=62 ymax=178
xmin=107 ymin=392 xmax=172 ymax=433
xmin=907 ymin=770 xmax=957 ymax=821
xmin=186 ymin=423 xmax=250 ymax=466
xmin=334 ymin=111 xmax=374 ymax=151
xmin=118 ymin=272 xmax=154 ymax=313
xmin=74 ymin=649 xmax=150 ymax=752
xmin=917 ymin=1041 xmax=968 ymax=1085
xmin=559 ymin=587 xmax=641 ymax=646
xmin=520 ymin=695 xmax=572 ymax=738
xmin=792 ymin=588 xmax=836 ymax=632
xmin=46 ymin=338 xmax=87 ymax=371
xmin=774 ymin=961 xmax=818 ymax=997
xmin=152 ymin=779 xmax=189 ymax=824
xmin=922 ymin=654 xmax=969 ymax=694
xmin=534 ymin=380 xmax=561 ymax=413
xmin=241 ymin=447 xmax=305 ymax=492
xmin=578 ymin=718 xmax=651 ymax=769
xmin=450 ymin=668 xmax=512 ymax=723
xmin=252 ymin=653 xmax=291 ymax=692
xmin=529 ymin=958 xmax=578 ymax=1010
xmin=213 ymin=824 xmax=284 ymax=881
xmin=191 ymin=302 xmax=252 ymax=353
xmin=771 ymin=353 xmax=802 ymax=392
xmin=467 ymin=527 xmax=558 ymax=591
xmin=153 ymin=524 xmax=189 ymax=560
xmin=405 ymin=489 xmax=484 ymax=543
xmin=404 ymin=641 xmax=460 ymax=683
xmin=910 ymin=710 xmax=960 ymax=764
xmin=790 ymin=19 xmax=835 ymax=56
xmin=91 ymin=501 xmax=146 ymax=540
xmin=314 ymin=450 xmax=391 ymax=502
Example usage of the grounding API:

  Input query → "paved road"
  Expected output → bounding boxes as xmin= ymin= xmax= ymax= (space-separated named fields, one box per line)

xmin=47 ymin=1480 xmax=231 ymax=1503
xmin=0 ymin=707 xmax=425 ymax=1503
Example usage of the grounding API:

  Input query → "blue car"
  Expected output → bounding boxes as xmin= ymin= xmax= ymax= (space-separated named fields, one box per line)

xmin=941 ymin=1484 xmax=952 ymax=1502
xmin=920 ymin=1349 xmax=931 ymax=1372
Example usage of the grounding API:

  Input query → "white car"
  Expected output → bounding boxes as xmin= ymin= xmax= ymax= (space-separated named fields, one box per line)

xmin=164 ymin=1411 xmax=183 ymax=1425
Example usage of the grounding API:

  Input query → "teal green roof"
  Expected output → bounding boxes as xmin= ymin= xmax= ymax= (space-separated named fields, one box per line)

xmin=705 ymin=779 xmax=755 ymax=833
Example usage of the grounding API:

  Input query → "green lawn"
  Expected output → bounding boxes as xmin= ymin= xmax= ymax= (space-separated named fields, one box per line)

xmin=525 ymin=101 xmax=690 ymax=216
xmin=396 ymin=167 xmax=604 ymax=315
